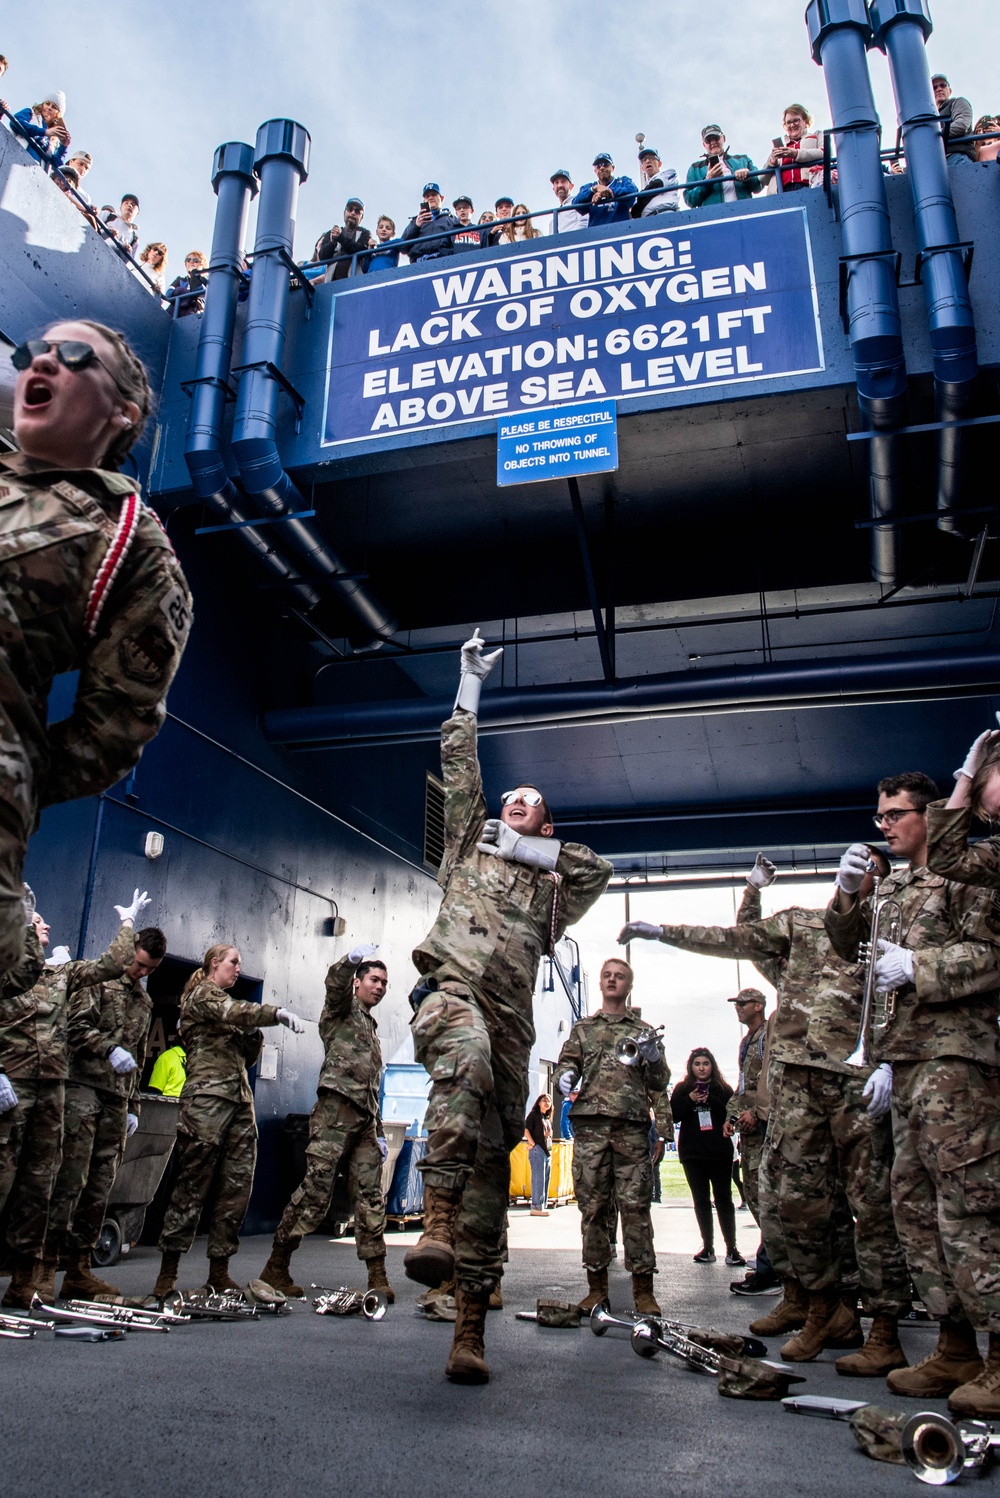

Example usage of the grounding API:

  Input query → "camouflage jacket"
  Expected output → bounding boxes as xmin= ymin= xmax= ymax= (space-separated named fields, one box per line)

xmin=556 ymin=1010 xmax=673 ymax=1137
xmin=0 ymin=451 xmax=192 ymax=810
xmin=179 ymin=981 xmax=282 ymax=1104
xmin=726 ymin=1019 xmax=767 ymax=1131
xmin=824 ymin=867 xmax=1000 ymax=1065
xmin=0 ymin=924 xmax=45 ymax=1007
xmin=412 ymin=714 xmax=612 ymax=1048
xmin=737 ymin=883 xmax=784 ymax=989
xmin=0 ymin=924 xmax=135 ymax=1081
xmin=656 ymin=909 xmax=868 ymax=1076
xmin=317 ymin=954 xmax=382 ymax=1121
xmin=67 ymin=968 xmax=153 ymax=1110
xmin=926 ymin=800 xmax=1000 ymax=890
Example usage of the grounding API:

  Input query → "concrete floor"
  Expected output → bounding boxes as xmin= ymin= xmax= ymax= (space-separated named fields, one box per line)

xmin=2 ymin=1201 xmax=951 ymax=1498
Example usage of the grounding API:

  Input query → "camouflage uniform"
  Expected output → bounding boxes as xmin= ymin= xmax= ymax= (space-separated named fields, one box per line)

xmin=45 ymin=961 xmax=153 ymax=1255
xmin=411 ymin=713 xmax=611 ymax=1294
xmin=657 ymin=896 xmax=909 ymax=1312
xmin=159 ymin=982 xmax=282 ymax=1260
xmin=557 ymin=1011 xmax=671 ymax=1274
xmin=275 ymin=955 xmax=386 ymax=1261
xmin=825 ymin=863 xmax=1000 ymax=1329
xmin=0 ymin=924 xmax=134 ymax=1256
xmin=0 ymin=451 xmax=192 ymax=976
xmin=725 ymin=1011 xmax=767 ymax=1227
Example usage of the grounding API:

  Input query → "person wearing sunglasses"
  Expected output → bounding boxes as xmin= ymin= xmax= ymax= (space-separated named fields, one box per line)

xmin=0 ymin=321 xmax=192 ymax=992
xmin=827 ymin=772 xmax=1000 ymax=1416
xmin=404 ymin=629 xmax=612 ymax=1384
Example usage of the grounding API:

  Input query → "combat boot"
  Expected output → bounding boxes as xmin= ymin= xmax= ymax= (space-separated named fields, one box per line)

xmin=781 ymin=1288 xmax=861 ymax=1362
xmin=403 ymin=1184 xmax=460 ymax=1288
xmin=33 ymin=1251 xmax=60 ymax=1304
xmin=887 ymin=1318 xmax=985 ymax=1398
xmin=259 ymin=1236 xmax=304 ymax=1298
xmin=577 ymin=1267 xmax=610 ymax=1314
xmin=207 ymin=1256 xmax=243 ymax=1294
xmin=488 ymin=1284 xmax=504 ymax=1310
xmin=1 ymin=1252 xmax=40 ymax=1311
xmin=749 ymin=1275 xmax=808 ymax=1336
xmin=835 ymin=1313 xmax=908 ymax=1376
xmin=367 ymin=1255 xmax=395 ymax=1305
xmin=948 ymin=1334 xmax=1000 ymax=1417
xmin=60 ymin=1252 xmax=120 ymax=1300
xmin=445 ymin=1286 xmax=490 ymax=1384
xmin=152 ymin=1250 xmax=181 ymax=1300
xmin=632 ymin=1272 xmax=661 ymax=1317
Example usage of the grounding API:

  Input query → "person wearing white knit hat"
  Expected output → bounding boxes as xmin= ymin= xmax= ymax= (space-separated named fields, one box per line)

xmin=0 ymin=87 xmax=70 ymax=169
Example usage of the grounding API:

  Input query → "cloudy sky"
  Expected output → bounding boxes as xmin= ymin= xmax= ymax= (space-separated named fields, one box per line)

xmin=2 ymin=1 xmax=993 ymax=273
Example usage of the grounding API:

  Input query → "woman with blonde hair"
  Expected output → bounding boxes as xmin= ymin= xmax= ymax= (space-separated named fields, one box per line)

xmin=139 ymin=241 xmax=168 ymax=292
xmin=150 ymin=943 xmax=304 ymax=1299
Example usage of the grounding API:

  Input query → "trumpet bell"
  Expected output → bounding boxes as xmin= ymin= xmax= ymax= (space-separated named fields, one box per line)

xmin=589 ymin=1303 xmax=637 ymax=1337
xmin=614 ymin=1037 xmax=642 ymax=1066
xmin=902 ymin=1411 xmax=971 ymax=1485
xmin=362 ymin=1290 xmax=388 ymax=1321
xmin=631 ymin=1321 xmax=662 ymax=1360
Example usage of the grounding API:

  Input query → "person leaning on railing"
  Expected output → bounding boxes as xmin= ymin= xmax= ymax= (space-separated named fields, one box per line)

xmin=762 ymin=103 xmax=824 ymax=194
xmin=165 ymin=250 xmax=208 ymax=316
xmin=974 ymin=116 xmax=1000 ymax=163
xmin=401 ymin=181 xmax=461 ymax=262
xmin=0 ymin=89 xmax=70 ymax=170
xmin=684 ymin=124 xmax=763 ymax=209
xmin=364 ymin=215 xmax=403 ymax=276
xmin=933 ymin=74 xmax=976 ymax=167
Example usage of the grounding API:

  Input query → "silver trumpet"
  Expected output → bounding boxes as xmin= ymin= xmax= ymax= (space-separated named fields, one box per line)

xmin=0 ymin=1309 xmax=56 ymax=1339
xmin=846 ymin=872 xmax=903 ymax=1069
xmin=589 ymin=1304 xmax=767 ymax=1359
xmin=614 ymin=1025 xmax=665 ymax=1067
xmin=30 ymin=1294 xmax=185 ymax=1332
xmin=165 ymin=1289 xmax=263 ymax=1321
xmin=311 ymin=1284 xmax=388 ymax=1320
xmin=629 ymin=1319 xmax=800 ymax=1378
xmin=903 ymin=1411 xmax=1000 ymax=1485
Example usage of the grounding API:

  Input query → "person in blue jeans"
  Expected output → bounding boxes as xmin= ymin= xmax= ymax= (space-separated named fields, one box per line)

xmin=524 ymin=1094 xmax=553 ymax=1216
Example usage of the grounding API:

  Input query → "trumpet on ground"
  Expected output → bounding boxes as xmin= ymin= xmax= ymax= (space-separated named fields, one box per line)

xmin=903 ymin=1410 xmax=1000 ymax=1485
xmin=311 ymin=1285 xmax=387 ymax=1321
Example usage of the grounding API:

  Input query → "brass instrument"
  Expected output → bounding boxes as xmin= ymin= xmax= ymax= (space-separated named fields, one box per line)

xmin=614 ymin=1025 xmax=665 ymax=1067
xmin=589 ymin=1304 xmax=767 ymax=1359
xmin=29 ymin=1294 xmax=186 ymax=1332
xmin=311 ymin=1284 xmax=388 ymax=1320
xmin=903 ymin=1411 xmax=1000 ymax=1485
xmin=0 ymin=1309 xmax=56 ymax=1339
xmin=162 ymin=1289 xmax=265 ymax=1321
xmin=845 ymin=872 xmax=903 ymax=1069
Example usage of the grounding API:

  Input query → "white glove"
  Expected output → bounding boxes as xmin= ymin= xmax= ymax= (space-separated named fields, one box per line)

xmin=637 ymin=1034 xmax=663 ymax=1064
xmin=108 ymin=1046 xmax=138 ymax=1075
xmin=955 ymin=728 xmax=1000 ymax=781
xmin=277 ymin=1008 xmax=305 ymax=1034
xmin=348 ymin=943 xmax=378 ymax=965
xmin=22 ymin=883 xmax=35 ymax=922
xmin=862 ymin=1062 xmax=893 ymax=1119
xmin=454 ymin=628 xmax=503 ymax=715
xmin=47 ymin=945 xmax=72 ymax=966
xmin=114 ymin=889 xmax=150 ymax=924
xmin=747 ymin=854 xmax=777 ymax=890
xmin=377 ymin=1136 xmax=388 ymax=1162
xmin=618 ymin=921 xmax=661 ymax=943
xmin=558 ymin=1070 xmax=577 ymax=1097
xmin=126 ymin=1113 xmax=139 ymax=1138
xmin=477 ymin=820 xmax=560 ymax=871
xmin=0 ymin=1074 xmax=18 ymax=1113
xmin=875 ymin=940 xmax=913 ymax=992
xmin=836 ymin=843 xmax=871 ymax=895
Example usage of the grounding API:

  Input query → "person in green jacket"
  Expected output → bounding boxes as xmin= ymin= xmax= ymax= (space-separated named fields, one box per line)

xmin=684 ymin=124 xmax=763 ymax=209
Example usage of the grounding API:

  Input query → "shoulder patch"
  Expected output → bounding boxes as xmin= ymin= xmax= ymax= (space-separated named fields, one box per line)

xmin=119 ymin=624 xmax=175 ymax=682
xmin=159 ymin=583 xmax=191 ymax=640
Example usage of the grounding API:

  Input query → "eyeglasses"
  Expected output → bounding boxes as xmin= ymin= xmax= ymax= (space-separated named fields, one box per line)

xmin=872 ymin=808 xmax=922 ymax=828
xmin=501 ymin=789 xmax=543 ymax=807
xmin=11 ymin=339 xmax=129 ymax=396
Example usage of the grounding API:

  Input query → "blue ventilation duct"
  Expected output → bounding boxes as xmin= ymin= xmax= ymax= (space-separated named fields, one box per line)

xmin=869 ymin=0 xmax=980 ymax=536
xmin=231 ymin=118 xmax=395 ymax=643
xmin=806 ymin=0 xmax=909 ymax=586
xmin=183 ymin=142 xmax=319 ymax=609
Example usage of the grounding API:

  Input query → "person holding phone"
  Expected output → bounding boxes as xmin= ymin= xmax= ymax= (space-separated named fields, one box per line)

xmin=669 ymin=1048 xmax=743 ymax=1265
xmin=684 ymin=125 xmax=762 ymax=209
xmin=401 ymin=181 xmax=461 ymax=263
xmin=763 ymin=104 xmax=824 ymax=193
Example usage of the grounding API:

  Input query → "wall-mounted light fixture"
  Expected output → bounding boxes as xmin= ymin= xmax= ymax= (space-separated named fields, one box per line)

xmin=144 ymin=831 xmax=165 ymax=860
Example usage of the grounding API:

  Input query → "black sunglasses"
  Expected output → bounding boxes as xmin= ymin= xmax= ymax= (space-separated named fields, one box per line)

xmin=11 ymin=339 xmax=128 ymax=396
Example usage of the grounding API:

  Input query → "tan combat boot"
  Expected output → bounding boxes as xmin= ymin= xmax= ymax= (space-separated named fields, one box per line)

xmin=888 ymin=1318 xmax=985 ymax=1398
xmin=781 ymin=1288 xmax=861 ymax=1362
xmin=367 ymin=1255 xmax=395 ymax=1305
xmin=152 ymin=1250 xmax=181 ymax=1300
xmin=403 ymin=1184 xmax=460 ymax=1287
xmin=59 ymin=1252 xmax=120 ymax=1300
xmin=749 ymin=1275 xmax=808 ymax=1336
xmin=488 ymin=1284 xmax=504 ymax=1310
xmin=1 ymin=1252 xmax=40 ymax=1311
xmin=33 ymin=1253 xmax=60 ymax=1304
xmin=445 ymin=1287 xmax=490 ymax=1384
xmin=835 ymin=1313 xmax=908 ymax=1376
xmin=207 ymin=1256 xmax=243 ymax=1294
xmin=948 ymin=1333 xmax=1000 ymax=1417
xmin=259 ymin=1236 xmax=304 ymax=1298
xmin=577 ymin=1267 xmax=610 ymax=1314
xmin=632 ymin=1272 xmax=661 ymax=1317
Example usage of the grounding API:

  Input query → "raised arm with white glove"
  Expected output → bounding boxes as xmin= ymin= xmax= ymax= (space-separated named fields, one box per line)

xmin=347 ymin=944 xmax=379 ymax=965
xmin=276 ymin=1008 xmax=305 ymax=1034
xmin=558 ymin=1070 xmax=578 ymax=1097
xmin=454 ymin=628 xmax=503 ymax=716
xmin=955 ymin=727 xmax=1000 ymax=781
xmin=108 ymin=1046 xmax=138 ymax=1075
xmin=617 ymin=921 xmax=662 ymax=943
xmin=874 ymin=940 xmax=913 ymax=992
xmin=114 ymin=889 xmax=151 ymax=927
xmin=747 ymin=853 xmax=777 ymax=889
xmin=476 ymin=819 xmax=561 ymax=872
xmin=836 ymin=843 xmax=872 ymax=896
xmin=862 ymin=1062 xmax=893 ymax=1118
xmin=0 ymin=1074 xmax=18 ymax=1113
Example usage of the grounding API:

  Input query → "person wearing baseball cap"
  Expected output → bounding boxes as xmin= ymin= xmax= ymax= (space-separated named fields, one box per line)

xmin=632 ymin=144 xmax=679 ymax=218
xmin=932 ymin=74 xmax=976 ymax=164
xmin=3 ymin=88 xmax=71 ymax=170
xmin=723 ymin=988 xmax=769 ymax=1282
xmin=401 ymin=181 xmax=461 ymax=262
xmin=316 ymin=196 xmax=375 ymax=281
xmin=571 ymin=151 xmax=637 ymax=227
xmin=548 ymin=169 xmax=587 ymax=235
xmin=684 ymin=124 xmax=762 ymax=209
xmin=452 ymin=194 xmax=485 ymax=250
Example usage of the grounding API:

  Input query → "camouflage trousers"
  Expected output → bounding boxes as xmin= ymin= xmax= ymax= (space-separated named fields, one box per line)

xmin=276 ymin=1089 xmax=385 ymax=1260
xmin=763 ymin=1063 xmax=908 ymax=1313
xmin=411 ymin=983 xmax=528 ymax=1295
xmin=572 ymin=1118 xmax=656 ymax=1274
xmin=159 ymin=1094 xmax=257 ymax=1260
xmin=0 ymin=679 xmax=33 ymax=975
xmin=891 ymin=1058 xmax=1000 ymax=1331
xmin=738 ymin=1126 xmax=764 ymax=1226
xmin=46 ymin=1083 xmax=127 ymax=1255
xmin=0 ymin=1076 xmax=63 ymax=1255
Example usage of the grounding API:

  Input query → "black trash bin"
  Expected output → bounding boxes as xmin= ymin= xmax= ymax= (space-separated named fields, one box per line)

xmin=278 ymin=1113 xmax=353 ymax=1237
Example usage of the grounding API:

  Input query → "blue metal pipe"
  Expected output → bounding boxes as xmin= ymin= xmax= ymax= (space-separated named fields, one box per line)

xmin=231 ymin=119 xmax=395 ymax=642
xmin=183 ymin=142 xmax=319 ymax=608
xmin=806 ymin=0 xmax=909 ymax=585
xmin=869 ymin=0 xmax=980 ymax=536
xmin=262 ymin=645 xmax=1000 ymax=748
